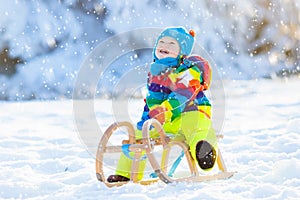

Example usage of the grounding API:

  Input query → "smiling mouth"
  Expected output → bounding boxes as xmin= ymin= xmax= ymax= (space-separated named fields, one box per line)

xmin=159 ymin=49 xmax=169 ymax=54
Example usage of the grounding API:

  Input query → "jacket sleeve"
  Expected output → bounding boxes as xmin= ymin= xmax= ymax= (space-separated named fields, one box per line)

xmin=137 ymin=72 xmax=169 ymax=129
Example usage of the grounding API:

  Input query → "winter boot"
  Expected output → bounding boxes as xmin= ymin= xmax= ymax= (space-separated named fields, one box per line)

xmin=195 ymin=140 xmax=216 ymax=170
xmin=107 ymin=175 xmax=130 ymax=183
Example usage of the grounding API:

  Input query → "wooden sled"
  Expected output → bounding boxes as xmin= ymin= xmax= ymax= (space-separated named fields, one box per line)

xmin=95 ymin=119 xmax=235 ymax=187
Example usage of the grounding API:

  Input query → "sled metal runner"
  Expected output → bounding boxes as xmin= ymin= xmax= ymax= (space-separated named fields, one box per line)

xmin=95 ymin=119 xmax=235 ymax=187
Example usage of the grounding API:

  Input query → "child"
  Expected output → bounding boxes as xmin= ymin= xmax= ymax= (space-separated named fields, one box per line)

xmin=107 ymin=27 xmax=218 ymax=182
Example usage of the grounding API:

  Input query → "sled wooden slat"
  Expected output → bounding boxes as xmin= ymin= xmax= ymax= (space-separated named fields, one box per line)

xmin=217 ymin=149 xmax=227 ymax=172
xmin=122 ymin=137 xmax=171 ymax=146
xmin=103 ymin=146 xmax=122 ymax=153
xmin=175 ymin=171 xmax=235 ymax=183
xmin=104 ymin=144 xmax=148 ymax=154
xmin=139 ymin=178 xmax=160 ymax=185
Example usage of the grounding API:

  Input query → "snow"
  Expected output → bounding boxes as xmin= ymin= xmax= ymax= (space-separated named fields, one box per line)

xmin=1 ymin=79 xmax=299 ymax=199
xmin=1 ymin=0 xmax=299 ymax=100
xmin=0 ymin=0 xmax=300 ymax=199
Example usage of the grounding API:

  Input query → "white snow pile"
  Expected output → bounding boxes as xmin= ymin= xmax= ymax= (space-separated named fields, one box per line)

xmin=0 ymin=79 xmax=299 ymax=199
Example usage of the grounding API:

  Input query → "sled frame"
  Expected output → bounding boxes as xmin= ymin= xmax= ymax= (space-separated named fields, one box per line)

xmin=95 ymin=119 xmax=235 ymax=187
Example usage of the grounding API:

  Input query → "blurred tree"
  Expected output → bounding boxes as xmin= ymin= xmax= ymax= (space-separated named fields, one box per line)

xmin=0 ymin=47 xmax=23 ymax=77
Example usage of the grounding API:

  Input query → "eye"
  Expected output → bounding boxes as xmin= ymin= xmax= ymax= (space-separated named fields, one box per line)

xmin=159 ymin=40 xmax=165 ymax=43
xmin=170 ymin=42 xmax=175 ymax=45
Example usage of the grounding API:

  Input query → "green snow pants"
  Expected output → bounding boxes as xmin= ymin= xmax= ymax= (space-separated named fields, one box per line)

xmin=115 ymin=110 xmax=218 ymax=180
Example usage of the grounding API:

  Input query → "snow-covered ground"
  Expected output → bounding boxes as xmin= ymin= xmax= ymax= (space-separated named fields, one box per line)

xmin=0 ymin=78 xmax=299 ymax=200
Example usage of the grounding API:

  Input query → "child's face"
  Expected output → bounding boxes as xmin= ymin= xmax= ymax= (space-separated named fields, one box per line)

xmin=155 ymin=36 xmax=180 ymax=59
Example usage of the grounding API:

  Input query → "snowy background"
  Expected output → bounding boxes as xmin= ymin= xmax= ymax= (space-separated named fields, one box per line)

xmin=0 ymin=0 xmax=300 ymax=199
xmin=0 ymin=0 xmax=299 ymax=100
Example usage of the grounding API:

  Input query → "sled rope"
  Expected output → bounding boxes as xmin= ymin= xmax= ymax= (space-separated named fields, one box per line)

xmin=150 ymin=150 xmax=185 ymax=178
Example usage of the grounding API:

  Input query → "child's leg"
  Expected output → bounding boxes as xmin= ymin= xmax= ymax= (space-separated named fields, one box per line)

xmin=115 ymin=151 xmax=146 ymax=180
xmin=179 ymin=111 xmax=218 ymax=169
xmin=113 ymin=111 xmax=217 ymax=180
xmin=114 ymin=129 xmax=152 ymax=180
xmin=114 ymin=121 xmax=180 ymax=180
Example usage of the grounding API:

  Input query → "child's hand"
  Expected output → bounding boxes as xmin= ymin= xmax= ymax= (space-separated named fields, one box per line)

xmin=149 ymin=106 xmax=166 ymax=124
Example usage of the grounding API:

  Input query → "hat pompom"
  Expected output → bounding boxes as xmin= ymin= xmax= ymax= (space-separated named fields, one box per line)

xmin=189 ymin=29 xmax=195 ymax=37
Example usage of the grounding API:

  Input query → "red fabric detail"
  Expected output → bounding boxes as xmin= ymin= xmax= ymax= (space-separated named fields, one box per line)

xmin=149 ymin=107 xmax=166 ymax=124
xmin=187 ymin=56 xmax=212 ymax=90
xmin=149 ymin=74 xmax=173 ymax=87
xmin=199 ymin=109 xmax=211 ymax=119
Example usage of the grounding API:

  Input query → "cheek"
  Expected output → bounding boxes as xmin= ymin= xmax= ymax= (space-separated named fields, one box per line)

xmin=170 ymin=46 xmax=180 ymax=55
xmin=155 ymin=48 xmax=163 ymax=59
xmin=175 ymin=46 xmax=180 ymax=54
xmin=155 ymin=48 xmax=160 ymax=55
xmin=156 ymin=43 xmax=163 ymax=50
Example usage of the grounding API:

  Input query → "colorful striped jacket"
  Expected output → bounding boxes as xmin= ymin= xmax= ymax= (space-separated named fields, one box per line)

xmin=137 ymin=55 xmax=212 ymax=130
